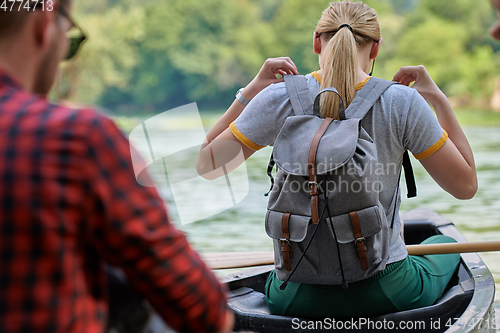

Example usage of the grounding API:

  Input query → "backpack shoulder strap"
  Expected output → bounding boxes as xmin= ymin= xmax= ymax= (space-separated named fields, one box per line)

xmin=347 ymin=77 xmax=396 ymax=120
xmin=284 ymin=75 xmax=314 ymax=116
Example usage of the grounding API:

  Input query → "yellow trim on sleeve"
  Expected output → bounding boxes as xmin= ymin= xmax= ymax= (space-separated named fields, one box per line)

xmin=229 ymin=122 xmax=265 ymax=151
xmin=413 ymin=130 xmax=449 ymax=160
xmin=309 ymin=72 xmax=371 ymax=91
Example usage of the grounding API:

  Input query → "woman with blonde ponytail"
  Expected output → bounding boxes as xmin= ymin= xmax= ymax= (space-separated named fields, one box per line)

xmin=198 ymin=1 xmax=476 ymax=318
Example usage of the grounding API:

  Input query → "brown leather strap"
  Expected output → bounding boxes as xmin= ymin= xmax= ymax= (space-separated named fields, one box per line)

xmin=281 ymin=213 xmax=292 ymax=271
xmin=348 ymin=211 xmax=369 ymax=271
xmin=308 ymin=118 xmax=334 ymax=224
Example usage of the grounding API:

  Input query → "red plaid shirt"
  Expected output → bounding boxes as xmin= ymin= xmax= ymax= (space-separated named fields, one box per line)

xmin=0 ymin=67 xmax=228 ymax=333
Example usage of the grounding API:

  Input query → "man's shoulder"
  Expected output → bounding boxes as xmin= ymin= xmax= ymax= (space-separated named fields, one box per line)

xmin=32 ymin=99 xmax=120 ymax=136
xmin=9 ymin=93 xmax=122 ymax=142
xmin=45 ymin=101 xmax=115 ymax=126
xmin=1 ymin=88 xmax=115 ymax=127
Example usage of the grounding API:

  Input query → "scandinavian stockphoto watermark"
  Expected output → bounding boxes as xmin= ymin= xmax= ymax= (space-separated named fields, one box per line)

xmin=128 ymin=103 xmax=249 ymax=225
xmin=270 ymin=159 xmax=398 ymax=195
xmin=276 ymin=176 xmax=385 ymax=195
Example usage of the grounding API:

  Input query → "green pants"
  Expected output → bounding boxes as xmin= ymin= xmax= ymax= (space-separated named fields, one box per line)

xmin=265 ymin=235 xmax=460 ymax=318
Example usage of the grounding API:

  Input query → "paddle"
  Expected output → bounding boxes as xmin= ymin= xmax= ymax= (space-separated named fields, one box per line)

xmin=201 ymin=241 xmax=500 ymax=270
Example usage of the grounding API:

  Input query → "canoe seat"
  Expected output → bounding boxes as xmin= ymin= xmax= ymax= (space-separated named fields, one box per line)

xmin=229 ymin=287 xmax=271 ymax=315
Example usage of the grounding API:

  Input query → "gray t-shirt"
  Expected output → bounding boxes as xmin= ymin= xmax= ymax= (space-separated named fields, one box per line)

xmin=231 ymin=73 xmax=447 ymax=263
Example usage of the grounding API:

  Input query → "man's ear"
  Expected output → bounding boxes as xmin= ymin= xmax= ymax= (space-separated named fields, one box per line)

xmin=313 ymin=31 xmax=322 ymax=55
xmin=370 ymin=38 xmax=382 ymax=60
xmin=33 ymin=9 xmax=56 ymax=50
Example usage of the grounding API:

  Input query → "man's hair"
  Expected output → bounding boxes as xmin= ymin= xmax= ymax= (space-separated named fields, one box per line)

xmin=0 ymin=0 xmax=71 ymax=41
xmin=0 ymin=9 xmax=31 ymax=38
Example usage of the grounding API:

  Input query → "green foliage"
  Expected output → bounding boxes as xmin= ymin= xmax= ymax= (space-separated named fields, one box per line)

xmin=456 ymin=45 xmax=500 ymax=98
xmin=271 ymin=0 xmax=327 ymax=73
xmin=378 ymin=0 xmax=500 ymax=99
xmin=54 ymin=0 xmax=500 ymax=114
xmin=55 ymin=0 xmax=145 ymax=104
xmin=382 ymin=17 xmax=467 ymax=92
xmin=419 ymin=0 xmax=495 ymax=49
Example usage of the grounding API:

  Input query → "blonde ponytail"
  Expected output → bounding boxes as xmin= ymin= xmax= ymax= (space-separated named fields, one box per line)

xmin=316 ymin=2 xmax=381 ymax=119
xmin=319 ymin=27 xmax=358 ymax=119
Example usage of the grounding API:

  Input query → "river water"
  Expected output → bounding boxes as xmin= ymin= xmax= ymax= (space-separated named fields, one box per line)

xmin=117 ymin=113 xmax=500 ymax=326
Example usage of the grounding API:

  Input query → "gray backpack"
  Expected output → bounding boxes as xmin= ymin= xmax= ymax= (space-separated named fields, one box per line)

xmin=265 ymin=75 xmax=416 ymax=288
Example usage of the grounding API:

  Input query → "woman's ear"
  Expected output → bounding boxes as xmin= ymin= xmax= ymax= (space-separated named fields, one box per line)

xmin=370 ymin=38 xmax=382 ymax=60
xmin=313 ymin=31 xmax=322 ymax=55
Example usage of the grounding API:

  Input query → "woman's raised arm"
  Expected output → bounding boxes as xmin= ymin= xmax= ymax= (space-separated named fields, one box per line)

xmin=196 ymin=58 xmax=298 ymax=180
xmin=393 ymin=66 xmax=477 ymax=199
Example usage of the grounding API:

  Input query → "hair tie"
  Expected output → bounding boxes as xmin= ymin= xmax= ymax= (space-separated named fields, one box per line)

xmin=338 ymin=24 xmax=353 ymax=33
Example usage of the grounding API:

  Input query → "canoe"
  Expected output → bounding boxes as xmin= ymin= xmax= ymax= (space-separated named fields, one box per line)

xmin=107 ymin=208 xmax=496 ymax=333
xmin=220 ymin=208 xmax=496 ymax=333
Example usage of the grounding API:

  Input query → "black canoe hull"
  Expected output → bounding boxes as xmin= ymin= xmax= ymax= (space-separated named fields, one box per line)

xmin=221 ymin=209 xmax=496 ymax=333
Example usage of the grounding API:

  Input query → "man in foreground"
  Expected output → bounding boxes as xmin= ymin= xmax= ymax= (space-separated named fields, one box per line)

xmin=0 ymin=1 xmax=233 ymax=332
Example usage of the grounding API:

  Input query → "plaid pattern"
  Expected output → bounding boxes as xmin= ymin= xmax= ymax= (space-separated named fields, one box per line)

xmin=0 ymin=68 xmax=227 ymax=333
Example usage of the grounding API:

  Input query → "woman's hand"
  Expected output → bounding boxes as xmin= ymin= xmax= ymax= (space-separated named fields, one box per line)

xmin=392 ymin=65 xmax=445 ymax=106
xmin=242 ymin=57 xmax=299 ymax=101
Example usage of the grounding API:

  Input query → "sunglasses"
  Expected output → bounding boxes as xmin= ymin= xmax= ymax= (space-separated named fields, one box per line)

xmin=58 ymin=5 xmax=87 ymax=60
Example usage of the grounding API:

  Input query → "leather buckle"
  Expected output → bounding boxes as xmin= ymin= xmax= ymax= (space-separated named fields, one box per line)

xmin=280 ymin=238 xmax=291 ymax=247
xmin=355 ymin=237 xmax=366 ymax=245
xmin=309 ymin=181 xmax=319 ymax=195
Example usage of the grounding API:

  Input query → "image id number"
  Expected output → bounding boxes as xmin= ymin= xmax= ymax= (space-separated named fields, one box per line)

xmin=1 ymin=0 xmax=54 ymax=11
xmin=446 ymin=316 xmax=497 ymax=330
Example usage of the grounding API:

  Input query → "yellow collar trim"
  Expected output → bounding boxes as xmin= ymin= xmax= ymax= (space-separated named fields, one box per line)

xmin=310 ymin=72 xmax=323 ymax=85
xmin=355 ymin=76 xmax=371 ymax=90
xmin=310 ymin=72 xmax=371 ymax=91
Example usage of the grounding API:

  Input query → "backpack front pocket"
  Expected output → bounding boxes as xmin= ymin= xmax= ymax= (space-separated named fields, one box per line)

xmin=325 ymin=205 xmax=390 ymax=277
xmin=265 ymin=210 xmax=321 ymax=281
